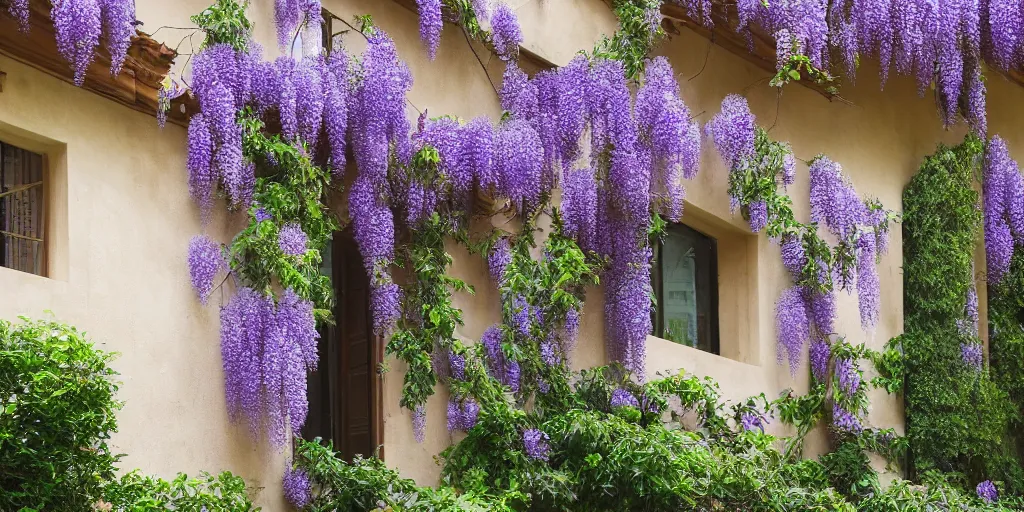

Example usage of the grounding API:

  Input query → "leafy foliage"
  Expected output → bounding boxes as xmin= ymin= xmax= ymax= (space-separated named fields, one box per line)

xmin=100 ymin=471 xmax=257 ymax=511
xmin=902 ymin=135 xmax=1018 ymax=487
xmin=233 ymin=111 xmax=338 ymax=316
xmin=592 ymin=0 xmax=664 ymax=79
xmin=0 ymin=318 xmax=258 ymax=511
xmin=191 ymin=0 xmax=253 ymax=51
xmin=0 ymin=319 xmax=121 ymax=512
xmin=296 ymin=361 xmax=1020 ymax=511
xmin=988 ymin=246 xmax=1024 ymax=495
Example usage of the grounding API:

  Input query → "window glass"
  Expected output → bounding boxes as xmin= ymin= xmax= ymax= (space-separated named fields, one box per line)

xmin=652 ymin=224 xmax=719 ymax=354
xmin=0 ymin=141 xmax=45 ymax=276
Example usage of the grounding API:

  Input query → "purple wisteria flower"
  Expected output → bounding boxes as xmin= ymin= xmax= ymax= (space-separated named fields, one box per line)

xmin=188 ymin=235 xmax=223 ymax=305
xmin=7 ymin=0 xmax=29 ymax=32
xmin=809 ymin=156 xmax=867 ymax=241
xmin=984 ymin=136 xmax=1021 ymax=283
xmin=370 ymin=281 xmax=401 ymax=336
xmin=856 ymin=233 xmax=880 ymax=330
xmin=563 ymin=306 xmax=580 ymax=352
xmin=512 ymin=295 xmax=532 ymax=338
xmin=809 ymin=289 xmax=836 ymax=335
xmin=977 ymin=480 xmax=998 ymax=503
xmin=562 ymin=167 xmax=598 ymax=251
xmin=809 ymin=338 xmax=831 ymax=383
xmin=489 ymin=237 xmax=512 ymax=284
xmin=831 ymin=403 xmax=863 ymax=435
xmin=255 ymin=208 xmax=272 ymax=223
xmin=610 ymin=388 xmax=640 ymax=409
xmin=740 ymin=412 xmax=766 ymax=432
xmin=961 ymin=342 xmax=984 ymax=371
xmin=523 ymin=428 xmax=550 ymax=461
xmin=540 ymin=335 xmax=560 ymax=366
xmin=495 ymin=119 xmax=544 ymax=213
xmin=52 ymin=0 xmax=101 ymax=86
xmin=325 ymin=47 xmax=350 ymax=177
xmin=988 ymin=0 xmax=1022 ymax=70
xmin=447 ymin=397 xmax=480 ymax=432
xmin=187 ymin=115 xmax=215 ymax=220
xmin=348 ymin=176 xmax=395 ymax=272
xmin=101 ymin=0 xmax=136 ymax=77
xmin=462 ymin=398 xmax=480 ymax=430
xmin=417 ymin=0 xmax=443 ymax=60
xmin=705 ymin=95 xmax=756 ymax=169
xmin=776 ymin=286 xmax=810 ymax=375
xmin=506 ymin=360 xmax=521 ymax=392
xmin=780 ymin=235 xmax=806 ymax=278
xmin=491 ymin=3 xmax=522 ymax=60
xmin=294 ymin=57 xmax=326 ymax=147
xmin=413 ymin=404 xmax=427 ymax=443
xmin=782 ymin=153 xmax=796 ymax=187
xmin=471 ymin=0 xmax=491 ymax=21
xmin=834 ymin=358 xmax=861 ymax=396
xmin=965 ymin=68 xmax=987 ymax=137
xmin=636 ymin=57 xmax=701 ymax=221
xmin=449 ymin=352 xmax=466 ymax=381
xmin=500 ymin=63 xmax=538 ymax=121
xmin=278 ymin=223 xmax=309 ymax=256
xmin=748 ymin=200 xmax=768 ymax=233
xmin=462 ymin=117 xmax=496 ymax=192
xmin=282 ymin=465 xmax=312 ymax=508
xmin=447 ymin=399 xmax=461 ymax=432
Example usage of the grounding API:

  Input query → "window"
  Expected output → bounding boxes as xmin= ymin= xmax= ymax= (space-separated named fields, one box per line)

xmin=651 ymin=223 xmax=719 ymax=354
xmin=0 ymin=141 xmax=45 ymax=276
xmin=303 ymin=231 xmax=383 ymax=461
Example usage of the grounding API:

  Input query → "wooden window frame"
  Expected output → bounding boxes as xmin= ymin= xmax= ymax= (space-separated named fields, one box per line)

xmin=0 ymin=140 xmax=47 ymax=277
xmin=651 ymin=222 xmax=721 ymax=355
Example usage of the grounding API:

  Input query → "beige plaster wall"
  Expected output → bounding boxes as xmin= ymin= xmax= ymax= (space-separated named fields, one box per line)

xmin=0 ymin=50 xmax=292 ymax=508
xmin=5 ymin=0 xmax=1024 ymax=507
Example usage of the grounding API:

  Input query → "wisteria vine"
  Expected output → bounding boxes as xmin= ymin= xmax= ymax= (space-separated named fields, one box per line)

xmin=4 ymin=0 xmax=137 ymax=85
xmin=705 ymin=94 xmax=895 ymax=376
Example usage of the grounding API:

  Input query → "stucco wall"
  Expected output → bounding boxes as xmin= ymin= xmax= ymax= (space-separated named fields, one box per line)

xmin=4 ymin=1 xmax=1024 ymax=509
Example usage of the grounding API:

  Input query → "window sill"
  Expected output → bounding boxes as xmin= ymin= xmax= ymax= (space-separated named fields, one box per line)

xmin=644 ymin=334 xmax=770 ymax=401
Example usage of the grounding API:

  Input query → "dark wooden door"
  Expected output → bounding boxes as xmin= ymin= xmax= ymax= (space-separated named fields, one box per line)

xmin=334 ymin=231 xmax=381 ymax=460
xmin=302 ymin=230 xmax=383 ymax=461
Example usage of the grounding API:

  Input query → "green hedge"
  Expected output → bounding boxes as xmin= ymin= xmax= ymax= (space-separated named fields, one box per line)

xmin=0 ymin=318 xmax=256 ymax=511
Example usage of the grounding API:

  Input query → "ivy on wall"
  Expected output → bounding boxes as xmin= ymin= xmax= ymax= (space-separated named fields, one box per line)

xmin=988 ymin=251 xmax=1024 ymax=494
xmin=901 ymin=135 xmax=1019 ymax=488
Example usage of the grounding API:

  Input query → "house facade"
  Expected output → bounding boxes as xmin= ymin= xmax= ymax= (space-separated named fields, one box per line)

xmin=2 ymin=0 xmax=1022 ymax=510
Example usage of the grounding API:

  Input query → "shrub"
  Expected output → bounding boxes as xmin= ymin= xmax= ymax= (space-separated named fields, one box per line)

xmin=0 ymin=318 xmax=259 ymax=511
xmin=0 ymin=319 xmax=121 ymax=511
xmin=100 ymin=471 xmax=258 ymax=511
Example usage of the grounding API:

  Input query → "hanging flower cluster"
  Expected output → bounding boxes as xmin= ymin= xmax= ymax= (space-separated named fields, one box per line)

xmin=220 ymin=287 xmax=319 ymax=446
xmin=4 ymin=0 xmax=138 ymax=85
xmin=977 ymin=480 xmax=999 ymax=503
xmin=809 ymin=155 xmax=889 ymax=330
xmin=707 ymin=95 xmax=894 ymax=375
xmin=274 ymin=0 xmax=321 ymax=50
xmin=983 ymin=136 xmax=1024 ymax=284
xmin=413 ymin=0 xmax=521 ymax=62
xmin=960 ymin=342 xmax=984 ymax=371
xmin=177 ymin=0 xmax=343 ymax=454
xmin=282 ymin=464 xmax=313 ymax=508
xmin=670 ymin=0 xmax=1019 ymax=133
xmin=522 ymin=428 xmax=551 ymax=461
xmin=446 ymin=397 xmax=480 ymax=432
xmin=187 ymin=235 xmax=224 ymax=305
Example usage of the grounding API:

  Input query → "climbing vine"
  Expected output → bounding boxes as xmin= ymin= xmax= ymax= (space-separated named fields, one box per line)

xmin=902 ymin=135 xmax=1019 ymax=490
xmin=11 ymin=0 xmax=1024 ymax=508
